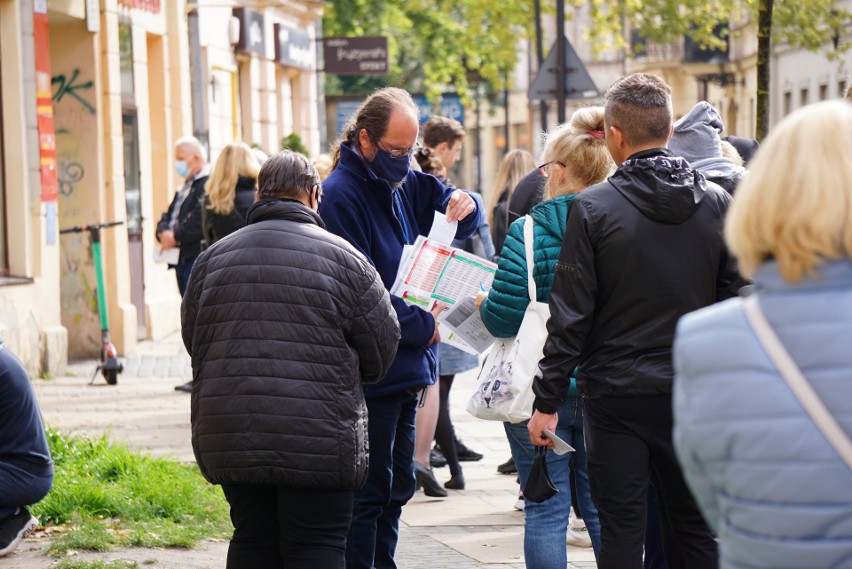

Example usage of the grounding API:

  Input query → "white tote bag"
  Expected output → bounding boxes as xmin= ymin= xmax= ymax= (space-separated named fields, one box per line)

xmin=467 ymin=215 xmax=550 ymax=423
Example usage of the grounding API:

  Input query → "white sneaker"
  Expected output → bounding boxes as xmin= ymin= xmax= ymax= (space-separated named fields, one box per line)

xmin=514 ymin=492 xmax=525 ymax=511
xmin=566 ymin=516 xmax=592 ymax=548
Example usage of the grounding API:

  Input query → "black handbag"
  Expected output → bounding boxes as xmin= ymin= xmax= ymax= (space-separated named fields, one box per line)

xmin=523 ymin=446 xmax=559 ymax=503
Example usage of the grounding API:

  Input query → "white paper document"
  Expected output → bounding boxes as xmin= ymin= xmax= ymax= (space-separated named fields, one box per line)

xmin=427 ymin=211 xmax=458 ymax=246
xmin=391 ymin=212 xmax=498 ymax=354
xmin=392 ymin=236 xmax=497 ymax=308
xmin=153 ymin=246 xmax=180 ymax=265
xmin=439 ymin=296 xmax=496 ymax=354
xmin=543 ymin=429 xmax=576 ymax=455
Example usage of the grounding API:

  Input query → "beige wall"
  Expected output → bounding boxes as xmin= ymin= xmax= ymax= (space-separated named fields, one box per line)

xmin=201 ymin=5 xmax=322 ymax=158
xmin=99 ymin=5 xmax=137 ymax=355
xmin=143 ymin=0 xmax=192 ymax=342
xmin=0 ymin=0 xmax=66 ymax=375
xmin=51 ymin=19 xmax=105 ymax=358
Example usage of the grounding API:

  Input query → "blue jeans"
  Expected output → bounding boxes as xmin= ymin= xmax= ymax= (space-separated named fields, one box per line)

xmin=346 ymin=391 xmax=418 ymax=569
xmin=505 ymin=397 xmax=601 ymax=567
xmin=175 ymin=255 xmax=197 ymax=297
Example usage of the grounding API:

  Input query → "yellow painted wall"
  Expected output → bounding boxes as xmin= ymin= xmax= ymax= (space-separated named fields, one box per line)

xmin=51 ymin=21 xmax=104 ymax=359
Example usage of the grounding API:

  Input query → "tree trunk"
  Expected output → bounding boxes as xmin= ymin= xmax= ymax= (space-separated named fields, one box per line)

xmin=755 ymin=0 xmax=773 ymax=141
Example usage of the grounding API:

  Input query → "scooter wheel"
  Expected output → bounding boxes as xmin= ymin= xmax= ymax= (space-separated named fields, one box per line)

xmin=104 ymin=369 xmax=118 ymax=385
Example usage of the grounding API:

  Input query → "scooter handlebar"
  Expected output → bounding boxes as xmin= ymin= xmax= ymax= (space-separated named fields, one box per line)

xmin=59 ymin=221 xmax=124 ymax=234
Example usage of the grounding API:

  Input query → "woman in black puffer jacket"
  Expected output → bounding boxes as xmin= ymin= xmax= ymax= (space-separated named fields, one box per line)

xmin=182 ymin=151 xmax=400 ymax=569
xmin=200 ymin=142 xmax=260 ymax=249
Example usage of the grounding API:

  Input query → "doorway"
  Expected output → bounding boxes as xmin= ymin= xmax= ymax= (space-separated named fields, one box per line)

xmin=119 ymin=23 xmax=146 ymax=338
xmin=122 ymin=112 xmax=145 ymax=338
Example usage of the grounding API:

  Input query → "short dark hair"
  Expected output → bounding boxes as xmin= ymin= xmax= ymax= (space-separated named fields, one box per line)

xmin=258 ymin=150 xmax=322 ymax=202
xmin=423 ymin=116 xmax=465 ymax=149
xmin=604 ymin=73 xmax=673 ymax=147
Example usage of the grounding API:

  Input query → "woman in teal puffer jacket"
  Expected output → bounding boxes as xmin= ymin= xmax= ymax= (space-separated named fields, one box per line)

xmin=476 ymin=107 xmax=613 ymax=567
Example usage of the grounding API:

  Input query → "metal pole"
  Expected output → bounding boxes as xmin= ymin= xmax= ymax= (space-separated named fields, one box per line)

xmin=187 ymin=8 xmax=209 ymax=150
xmin=556 ymin=0 xmax=566 ymax=124
xmin=475 ymin=87 xmax=483 ymax=193
xmin=504 ymin=79 xmax=510 ymax=155
xmin=316 ymin=19 xmax=328 ymax=153
xmin=534 ymin=0 xmax=548 ymax=133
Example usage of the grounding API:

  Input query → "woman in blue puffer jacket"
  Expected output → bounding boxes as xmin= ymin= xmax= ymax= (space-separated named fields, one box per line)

xmin=476 ymin=107 xmax=614 ymax=567
xmin=673 ymin=101 xmax=852 ymax=569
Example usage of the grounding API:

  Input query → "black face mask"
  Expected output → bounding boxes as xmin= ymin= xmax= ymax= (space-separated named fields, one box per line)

xmin=368 ymin=146 xmax=411 ymax=187
xmin=523 ymin=446 xmax=559 ymax=503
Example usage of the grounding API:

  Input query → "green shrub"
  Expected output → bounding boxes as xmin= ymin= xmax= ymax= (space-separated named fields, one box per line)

xmin=279 ymin=133 xmax=310 ymax=156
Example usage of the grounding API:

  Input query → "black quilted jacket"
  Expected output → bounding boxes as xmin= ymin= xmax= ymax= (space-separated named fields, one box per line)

xmin=181 ymin=198 xmax=400 ymax=489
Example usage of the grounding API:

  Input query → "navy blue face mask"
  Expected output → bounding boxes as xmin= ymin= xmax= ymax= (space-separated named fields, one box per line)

xmin=369 ymin=147 xmax=411 ymax=187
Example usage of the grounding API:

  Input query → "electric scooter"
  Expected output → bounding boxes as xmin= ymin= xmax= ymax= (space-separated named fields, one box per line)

xmin=59 ymin=221 xmax=125 ymax=385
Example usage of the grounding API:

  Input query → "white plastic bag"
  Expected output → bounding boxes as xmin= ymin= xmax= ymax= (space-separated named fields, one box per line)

xmin=467 ymin=215 xmax=549 ymax=423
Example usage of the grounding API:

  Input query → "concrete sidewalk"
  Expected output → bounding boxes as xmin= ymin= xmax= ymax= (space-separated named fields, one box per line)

xmin=8 ymin=333 xmax=596 ymax=568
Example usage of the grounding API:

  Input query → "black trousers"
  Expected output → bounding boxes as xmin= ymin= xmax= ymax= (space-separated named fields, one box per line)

xmin=583 ymin=395 xmax=717 ymax=569
xmin=221 ymin=483 xmax=354 ymax=569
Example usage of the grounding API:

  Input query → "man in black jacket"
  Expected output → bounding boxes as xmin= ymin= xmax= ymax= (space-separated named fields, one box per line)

xmin=528 ymin=73 xmax=743 ymax=569
xmin=156 ymin=136 xmax=209 ymax=297
xmin=182 ymin=151 xmax=400 ymax=569
xmin=157 ymin=136 xmax=209 ymax=393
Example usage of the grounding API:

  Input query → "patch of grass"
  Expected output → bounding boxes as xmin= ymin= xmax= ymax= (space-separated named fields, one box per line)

xmin=53 ymin=561 xmax=140 ymax=569
xmin=33 ymin=429 xmax=231 ymax=556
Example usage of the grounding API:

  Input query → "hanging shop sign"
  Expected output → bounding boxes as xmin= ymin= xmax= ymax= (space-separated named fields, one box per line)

xmin=274 ymin=24 xmax=312 ymax=70
xmin=323 ymin=37 xmax=388 ymax=75
xmin=233 ymin=8 xmax=266 ymax=56
xmin=117 ymin=0 xmax=161 ymax=12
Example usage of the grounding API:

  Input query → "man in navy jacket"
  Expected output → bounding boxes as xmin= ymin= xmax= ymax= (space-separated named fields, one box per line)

xmin=320 ymin=87 xmax=479 ymax=569
xmin=0 ymin=340 xmax=52 ymax=558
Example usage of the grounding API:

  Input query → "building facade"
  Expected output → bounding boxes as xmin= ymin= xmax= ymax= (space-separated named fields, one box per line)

xmin=0 ymin=0 xmax=322 ymax=375
xmin=200 ymin=3 xmax=324 ymax=159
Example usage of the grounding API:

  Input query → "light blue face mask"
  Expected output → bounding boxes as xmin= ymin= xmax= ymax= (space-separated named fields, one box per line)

xmin=175 ymin=160 xmax=191 ymax=178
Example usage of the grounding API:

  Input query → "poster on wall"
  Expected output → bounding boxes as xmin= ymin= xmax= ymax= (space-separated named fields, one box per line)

xmin=34 ymin=0 xmax=59 ymax=205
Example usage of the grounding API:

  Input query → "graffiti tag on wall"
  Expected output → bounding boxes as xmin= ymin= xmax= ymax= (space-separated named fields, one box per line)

xmin=52 ymin=69 xmax=95 ymax=114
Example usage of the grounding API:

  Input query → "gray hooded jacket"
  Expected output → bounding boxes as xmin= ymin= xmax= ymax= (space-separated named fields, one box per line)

xmin=669 ymin=101 xmax=745 ymax=195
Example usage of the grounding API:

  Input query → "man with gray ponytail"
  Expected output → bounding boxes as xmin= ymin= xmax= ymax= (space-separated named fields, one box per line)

xmin=320 ymin=87 xmax=480 ymax=569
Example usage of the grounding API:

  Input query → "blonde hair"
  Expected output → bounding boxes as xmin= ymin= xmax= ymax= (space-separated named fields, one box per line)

xmin=719 ymin=139 xmax=744 ymax=167
xmin=487 ymin=149 xmax=536 ymax=226
xmin=206 ymin=142 xmax=261 ymax=215
xmin=725 ymin=101 xmax=852 ymax=282
xmin=542 ymin=106 xmax=614 ymax=199
xmin=313 ymin=153 xmax=333 ymax=181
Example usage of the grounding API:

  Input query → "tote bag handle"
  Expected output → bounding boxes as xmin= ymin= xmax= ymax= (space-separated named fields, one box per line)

xmin=523 ymin=215 xmax=537 ymax=304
